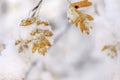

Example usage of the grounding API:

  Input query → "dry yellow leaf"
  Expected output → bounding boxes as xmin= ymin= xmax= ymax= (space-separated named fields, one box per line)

xmin=71 ymin=0 xmax=92 ymax=9
xmin=20 ymin=17 xmax=37 ymax=26
xmin=36 ymin=21 xmax=49 ymax=26
xmin=38 ymin=47 xmax=47 ymax=56
xmin=43 ymin=30 xmax=53 ymax=37
xmin=15 ymin=40 xmax=21 ymax=45
xmin=68 ymin=0 xmax=93 ymax=35
xmin=102 ymin=45 xmax=118 ymax=58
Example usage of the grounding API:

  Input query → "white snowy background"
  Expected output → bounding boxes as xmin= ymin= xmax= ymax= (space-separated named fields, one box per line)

xmin=0 ymin=0 xmax=120 ymax=80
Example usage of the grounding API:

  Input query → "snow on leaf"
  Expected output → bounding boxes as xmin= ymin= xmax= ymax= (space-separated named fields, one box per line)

xmin=67 ymin=0 xmax=94 ymax=34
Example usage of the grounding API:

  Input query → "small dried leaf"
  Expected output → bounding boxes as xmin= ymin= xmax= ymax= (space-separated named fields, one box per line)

xmin=39 ymin=43 xmax=46 ymax=48
xmin=30 ymin=31 xmax=36 ymax=36
xmin=23 ymin=45 xmax=28 ymax=48
xmin=102 ymin=45 xmax=110 ymax=51
xmin=102 ymin=45 xmax=118 ymax=58
xmin=15 ymin=40 xmax=21 ymax=45
xmin=19 ymin=46 xmax=24 ymax=53
xmin=36 ymin=21 xmax=49 ymax=26
xmin=43 ymin=39 xmax=51 ymax=46
xmin=43 ymin=30 xmax=53 ymax=37
xmin=32 ymin=43 xmax=38 ymax=53
xmin=38 ymin=47 xmax=47 ymax=56
xmin=71 ymin=0 xmax=92 ymax=9
xmin=74 ymin=16 xmax=81 ymax=27
xmin=25 ymin=39 xmax=32 ymax=44
xmin=80 ymin=21 xmax=85 ymax=33
xmin=20 ymin=17 xmax=37 ymax=26
xmin=30 ymin=29 xmax=43 ymax=36
xmin=86 ymin=14 xmax=94 ymax=21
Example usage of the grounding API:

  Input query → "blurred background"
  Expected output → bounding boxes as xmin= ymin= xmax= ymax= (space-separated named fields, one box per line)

xmin=0 ymin=0 xmax=120 ymax=80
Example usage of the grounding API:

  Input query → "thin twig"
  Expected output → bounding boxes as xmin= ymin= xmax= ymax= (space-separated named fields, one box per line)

xmin=24 ymin=60 xmax=38 ymax=80
xmin=30 ymin=0 xmax=43 ymax=17
xmin=32 ymin=0 xmax=43 ymax=11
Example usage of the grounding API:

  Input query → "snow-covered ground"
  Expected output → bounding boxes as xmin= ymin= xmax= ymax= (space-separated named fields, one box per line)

xmin=0 ymin=0 xmax=120 ymax=80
